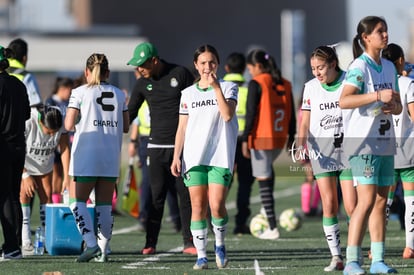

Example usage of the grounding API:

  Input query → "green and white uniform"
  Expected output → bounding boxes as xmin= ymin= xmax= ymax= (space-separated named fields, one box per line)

xmin=24 ymin=107 xmax=64 ymax=175
xmin=342 ymin=53 xmax=398 ymax=157
xmin=179 ymin=80 xmax=238 ymax=174
xmin=393 ymin=75 xmax=414 ymax=168
xmin=68 ymin=83 xmax=127 ymax=177
xmin=301 ymin=71 xmax=348 ymax=174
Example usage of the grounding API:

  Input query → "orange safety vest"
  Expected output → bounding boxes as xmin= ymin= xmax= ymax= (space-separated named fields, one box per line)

xmin=248 ymin=74 xmax=292 ymax=150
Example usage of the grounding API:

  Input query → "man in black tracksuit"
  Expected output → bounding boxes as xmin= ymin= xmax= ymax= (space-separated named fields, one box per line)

xmin=127 ymin=42 xmax=196 ymax=255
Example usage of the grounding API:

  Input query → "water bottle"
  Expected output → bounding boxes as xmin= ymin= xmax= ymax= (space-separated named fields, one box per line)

xmin=34 ymin=226 xmax=45 ymax=255
xmin=63 ymin=189 xmax=69 ymax=205
xmin=366 ymin=101 xmax=383 ymax=117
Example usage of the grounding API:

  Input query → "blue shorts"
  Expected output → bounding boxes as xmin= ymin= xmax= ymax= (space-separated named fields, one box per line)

xmin=349 ymin=155 xmax=394 ymax=186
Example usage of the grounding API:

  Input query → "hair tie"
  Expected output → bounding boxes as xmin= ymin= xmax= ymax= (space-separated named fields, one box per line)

xmin=264 ymin=54 xmax=269 ymax=60
xmin=326 ymin=43 xmax=339 ymax=49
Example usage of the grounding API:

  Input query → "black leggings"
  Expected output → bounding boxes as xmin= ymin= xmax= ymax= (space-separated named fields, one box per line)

xmin=0 ymin=143 xmax=25 ymax=253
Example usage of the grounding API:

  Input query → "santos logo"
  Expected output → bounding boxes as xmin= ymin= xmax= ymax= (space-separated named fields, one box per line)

xmin=288 ymin=141 xmax=322 ymax=163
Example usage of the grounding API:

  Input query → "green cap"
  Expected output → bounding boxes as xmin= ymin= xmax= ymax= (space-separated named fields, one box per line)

xmin=127 ymin=42 xmax=158 ymax=66
xmin=0 ymin=45 xmax=5 ymax=61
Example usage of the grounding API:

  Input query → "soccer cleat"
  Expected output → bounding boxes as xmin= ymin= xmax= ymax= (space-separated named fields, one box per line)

xmin=182 ymin=245 xmax=197 ymax=255
xmin=215 ymin=245 xmax=228 ymax=269
xmin=343 ymin=261 xmax=365 ymax=275
xmin=141 ymin=246 xmax=156 ymax=255
xmin=258 ymin=228 xmax=280 ymax=240
xmin=94 ymin=253 xmax=108 ymax=263
xmin=324 ymin=255 xmax=344 ymax=272
xmin=2 ymin=249 xmax=22 ymax=260
xmin=22 ymin=243 xmax=34 ymax=256
xmin=403 ymin=247 xmax=414 ymax=259
xmin=76 ymin=245 xmax=101 ymax=262
xmin=369 ymin=261 xmax=397 ymax=274
xmin=193 ymin=257 xmax=208 ymax=270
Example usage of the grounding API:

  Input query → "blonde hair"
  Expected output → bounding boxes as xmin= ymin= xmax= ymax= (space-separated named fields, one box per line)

xmin=86 ymin=53 xmax=109 ymax=87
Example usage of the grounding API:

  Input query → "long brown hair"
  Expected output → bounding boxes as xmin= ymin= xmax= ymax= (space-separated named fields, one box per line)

xmin=352 ymin=16 xmax=387 ymax=58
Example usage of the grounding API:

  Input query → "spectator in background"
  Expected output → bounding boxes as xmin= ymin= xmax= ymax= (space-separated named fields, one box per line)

xmin=0 ymin=45 xmax=30 ymax=259
xmin=45 ymin=77 xmax=74 ymax=203
xmin=223 ymin=52 xmax=255 ymax=235
xmin=242 ymin=49 xmax=296 ymax=240
xmin=7 ymin=38 xmax=42 ymax=107
xmin=128 ymin=100 xmax=151 ymax=231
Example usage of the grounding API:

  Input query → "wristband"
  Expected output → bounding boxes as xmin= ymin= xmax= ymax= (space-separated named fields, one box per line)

xmin=22 ymin=172 xmax=30 ymax=179
xmin=130 ymin=139 xmax=138 ymax=143
xmin=376 ymin=91 xmax=381 ymax=102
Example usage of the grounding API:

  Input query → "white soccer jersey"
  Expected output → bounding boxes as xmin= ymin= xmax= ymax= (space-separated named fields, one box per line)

xmin=68 ymin=83 xmax=127 ymax=177
xmin=179 ymin=80 xmax=238 ymax=173
xmin=342 ymin=53 xmax=398 ymax=156
xmin=393 ymin=75 xmax=414 ymax=168
xmin=24 ymin=108 xmax=63 ymax=175
xmin=301 ymin=71 xmax=348 ymax=174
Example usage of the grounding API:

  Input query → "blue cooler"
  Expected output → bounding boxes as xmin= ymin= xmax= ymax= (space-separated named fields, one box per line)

xmin=45 ymin=203 xmax=95 ymax=255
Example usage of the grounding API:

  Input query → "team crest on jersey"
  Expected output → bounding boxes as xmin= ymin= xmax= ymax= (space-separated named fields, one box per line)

xmin=170 ymin=77 xmax=178 ymax=87
xmin=146 ymin=84 xmax=153 ymax=91
xmin=363 ymin=165 xmax=373 ymax=178
xmin=184 ymin=172 xmax=191 ymax=181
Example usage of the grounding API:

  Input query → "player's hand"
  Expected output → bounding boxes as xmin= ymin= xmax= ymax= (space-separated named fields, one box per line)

xmin=170 ymin=159 xmax=182 ymax=177
xmin=242 ymin=141 xmax=251 ymax=159
xmin=207 ymin=72 xmax=219 ymax=89
xmin=22 ymin=176 xmax=37 ymax=198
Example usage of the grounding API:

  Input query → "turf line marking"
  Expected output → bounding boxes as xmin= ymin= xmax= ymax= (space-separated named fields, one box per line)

xmin=112 ymin=224 xmax=141 ymax=235
xmin=121 ymin=247 xmax=182 ymax=270
xmin=119 ymin=185 xmax=301 ymax=270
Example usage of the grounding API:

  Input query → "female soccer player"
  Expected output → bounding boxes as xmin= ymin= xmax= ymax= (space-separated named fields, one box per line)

xmin=171 ymin=44 xmax=238 ymax=270
xmin=340 ymin=16 xmax=402 ymax=275
xmin=298 ymin=45 xmax=356 ymax=272
xmin=65 ymin=53 xmax=129 ymax=262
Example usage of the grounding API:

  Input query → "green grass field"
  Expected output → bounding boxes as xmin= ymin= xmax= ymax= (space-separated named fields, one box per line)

xmin=2 ymin=164 xmax=414 ymax=275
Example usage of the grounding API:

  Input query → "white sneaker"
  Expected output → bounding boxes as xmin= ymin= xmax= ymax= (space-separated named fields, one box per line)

xmin=324 ymin=255 xmax=344 ymax=272
xmin=258 ymin=228 xmax=280 ymax=240
xmin=22 ymin=243 xmax=34 ymax=256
